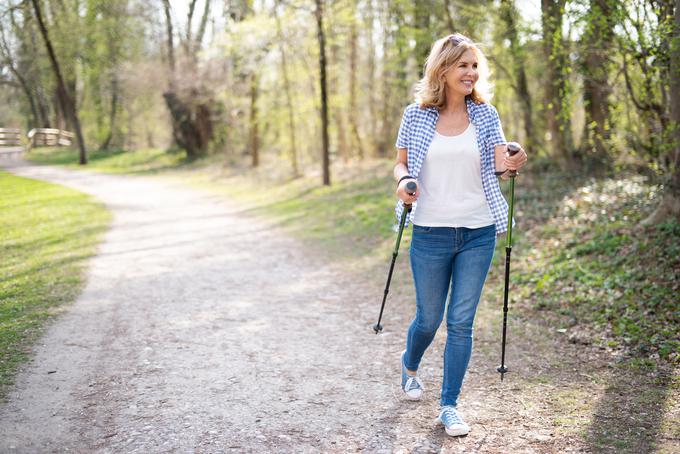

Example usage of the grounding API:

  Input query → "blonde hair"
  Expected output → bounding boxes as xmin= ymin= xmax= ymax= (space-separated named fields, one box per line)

xmin=415 ymin=33 xmax=493 ymax=109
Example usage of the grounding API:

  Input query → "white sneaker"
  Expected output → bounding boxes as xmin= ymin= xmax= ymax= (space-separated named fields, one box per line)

xmin=436 ymin=406 xmax=470 ymax=437
xmin=401 ymin=351 xmax=423 ymax=400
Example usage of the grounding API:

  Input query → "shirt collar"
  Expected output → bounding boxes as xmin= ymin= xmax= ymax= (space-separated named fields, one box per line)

xmin=466 ymin=98 xmax=478 ymax=125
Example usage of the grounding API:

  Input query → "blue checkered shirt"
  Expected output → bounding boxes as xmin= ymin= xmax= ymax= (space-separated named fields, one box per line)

xmin=395 ymin=99 xmax=512 ymax=234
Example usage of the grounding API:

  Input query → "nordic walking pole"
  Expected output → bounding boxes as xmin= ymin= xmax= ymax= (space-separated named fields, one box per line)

xmin=497 ymin=142 xmax=521 ymax=380
xmin=373 ymin=181 xmax=417 ymax=334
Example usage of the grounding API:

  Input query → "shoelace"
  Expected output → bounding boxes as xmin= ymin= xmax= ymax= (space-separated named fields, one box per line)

xmin=405 ymin=376 xmax=422 ymax=392
xmin=440 ymin=407 xmax=462 ymax=426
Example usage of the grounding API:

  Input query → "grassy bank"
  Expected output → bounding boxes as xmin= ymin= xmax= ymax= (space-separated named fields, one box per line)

xmin=0 ymin=170 xmax=110 ymax=397
xmin=507 ymin=174 xmax=678 ymax=363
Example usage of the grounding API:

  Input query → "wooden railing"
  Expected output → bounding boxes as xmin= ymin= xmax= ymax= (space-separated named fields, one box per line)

xmin=0 ymin=128 xmax=22 ymax=146
xmin=28 ymin=128 xmax=74 ymax=148
xmin=0 ymin=128 xmax=24 ymax=155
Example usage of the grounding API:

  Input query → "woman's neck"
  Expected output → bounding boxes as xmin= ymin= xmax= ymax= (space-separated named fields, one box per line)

xmin=441 ymin=91 xmax=467 ymax=115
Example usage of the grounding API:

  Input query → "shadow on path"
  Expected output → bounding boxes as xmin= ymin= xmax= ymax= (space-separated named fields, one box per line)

xmin=586 ymin=361 xmax=675 ymax=453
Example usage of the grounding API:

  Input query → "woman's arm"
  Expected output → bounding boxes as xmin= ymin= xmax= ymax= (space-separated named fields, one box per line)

xmin=394 ymin=148 xmax=410 ymax=181
xmin=394 ymin=148 xmax=419 ymax=203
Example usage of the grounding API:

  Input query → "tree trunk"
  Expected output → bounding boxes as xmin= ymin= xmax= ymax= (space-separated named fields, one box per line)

xmin=382 ymin=3 xmax=410 ymax=157
xmin=274 ymin=1 xmax=299 ymax=176
xmin=161 ymin=0 xmax=214 ymax=158
xmin=163 ymin=89 xmax=213 ymax=158
xmin=163 ymin=0 xmax=176 ymax=82
xmin=0 ymin=30 xmax=40 ymax=127
xmin=315 ymin=0 xmax=330 ymax=186
xmin=414 ymin=1 xmax=431 ymax=77
xmin=249 ymin=72 xmax=259 ymax=167
xmin=500 ymin=0 xmax=534 ymax=152
xmin=644 ymin=0 xmax=680 ymax=224
xmin=366 ymin=0 xmax=377 ymax=157
xmin=580 ymin=0 xmax=616 ymax=172
xmin=99 ymin=75 xmax=119 ymax=151
xmin=376 ymin=13 xmax=392 ymax=158
xmin=443 ymin=0 xmax=456 ymax=31
xmin=31 ymin=0 xmax=87 ymax=164
xmin=21 ymin=4 xmax=51 ymax=128
xmin=348 ymin=5 xmax=364 ymax=160
xmin=541 ymin=0 xmax=573 ymax=169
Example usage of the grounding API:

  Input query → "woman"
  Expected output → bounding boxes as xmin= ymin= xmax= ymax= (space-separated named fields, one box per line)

xmin=393 ymin=33 xmax=527 ymax=437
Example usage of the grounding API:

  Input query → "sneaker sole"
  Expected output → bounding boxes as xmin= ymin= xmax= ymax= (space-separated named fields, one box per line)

xmin=435 ymin=417 xmax=470 ymax=437
xmin=403 ymin=390 xmax=422 ymax=401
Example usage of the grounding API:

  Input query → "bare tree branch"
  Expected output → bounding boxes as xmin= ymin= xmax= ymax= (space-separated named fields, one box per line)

xmin=194 ymin=0 xmax=211 ymax=54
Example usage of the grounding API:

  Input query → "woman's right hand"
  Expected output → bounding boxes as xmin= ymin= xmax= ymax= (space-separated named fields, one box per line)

xmin=396 ymin=178 xmax=419 ymax=205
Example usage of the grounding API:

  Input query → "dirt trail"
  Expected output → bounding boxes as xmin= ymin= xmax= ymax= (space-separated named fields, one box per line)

xmin=0 ymin=160 xmax=674 ymax=453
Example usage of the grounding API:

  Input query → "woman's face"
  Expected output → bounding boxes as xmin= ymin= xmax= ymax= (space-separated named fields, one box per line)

xmin=443 ymin=49 xmax=479 ymax=97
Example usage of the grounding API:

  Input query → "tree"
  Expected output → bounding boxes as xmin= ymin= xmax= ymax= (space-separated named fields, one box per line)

xmin=315 ymin=0 xmax=330 ymax=186
xmin=30 ymin=0 xmax=87 ymax=164
xmin=0 ymin=11 xmax=42 ymax=128
xmin=162 ymin=0 xmax=216 ymax=159
xmin=645 ymin=0 xmax=680 ymax=223
xmin=347 ymin=0 xmax=364 ymax=160
xmin=498 ymin=0 xmax=535 ymax=153
xmin=580 ymin=0 xmax=618 ymax=172
xmin=541 ymin=0 xmax=574 ymax=168
xmin=274 ymin=0 xmax=299 ymax=176
xmin=414 ymin=0 xmax=432 ymax=77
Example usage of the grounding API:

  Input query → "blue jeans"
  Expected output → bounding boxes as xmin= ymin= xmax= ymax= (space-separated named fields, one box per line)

xmin=404 ymin=224 xmax=496 ymax=407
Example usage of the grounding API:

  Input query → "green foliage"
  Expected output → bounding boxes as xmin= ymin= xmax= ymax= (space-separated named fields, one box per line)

xmin=248 ymin=171 xmax=400 ymax=255
xmin=508 ymin=175 xmax=679 ymax=362
xmin=0 ymin=170 xmax=110 ymax=396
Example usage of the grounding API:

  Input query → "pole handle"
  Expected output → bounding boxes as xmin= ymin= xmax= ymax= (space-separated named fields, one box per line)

xmin=403 ymin=180 xmax=417 ymax=209
xmin=507 ymin=142 xmax=521 ymax=177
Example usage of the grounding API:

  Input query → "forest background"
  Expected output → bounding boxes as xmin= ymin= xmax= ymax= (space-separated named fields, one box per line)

xmin=0 ymin=0 xmax=678 ymax=212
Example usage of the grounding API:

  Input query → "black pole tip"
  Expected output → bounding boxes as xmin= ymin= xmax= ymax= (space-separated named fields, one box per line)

xmin=497 ymin=365 xmax=508 ymax=380
xmin=373 ymin=323 xmax=383 ymax=334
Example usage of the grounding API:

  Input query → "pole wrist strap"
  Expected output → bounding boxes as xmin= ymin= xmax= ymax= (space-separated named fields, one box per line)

xmin=397 ymin=175 xmax=415 ymax=185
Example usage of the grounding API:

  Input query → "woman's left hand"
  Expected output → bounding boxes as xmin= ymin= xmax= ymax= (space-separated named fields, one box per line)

xmin=504 ymin=145 xmax=528 ymax=171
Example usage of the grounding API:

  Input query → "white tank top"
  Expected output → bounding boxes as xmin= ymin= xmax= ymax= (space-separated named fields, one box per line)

xmin=412 ymin=123 xmax=494 ymax=228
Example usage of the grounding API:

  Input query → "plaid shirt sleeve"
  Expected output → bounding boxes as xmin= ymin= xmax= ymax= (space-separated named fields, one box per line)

xmin=395 ymin=104 xmax=413 ymax=149
xmin=488 ymin=105 xmax=507 ymax=147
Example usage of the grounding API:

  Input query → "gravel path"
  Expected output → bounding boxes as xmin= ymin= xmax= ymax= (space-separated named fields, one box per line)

xmin=0 ymin=159 xmax=638 ymax=453
xmin=0 ymin=160 xmax=419 ymax=453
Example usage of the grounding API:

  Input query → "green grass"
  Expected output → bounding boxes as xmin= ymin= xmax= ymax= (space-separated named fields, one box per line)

xmin=182 ymin=161 xmax=404 ymax=258
xmin=27 ymin=146 xmax=189 ymax=174
xmin=0 ymin=170 xmax=110 ymax=397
